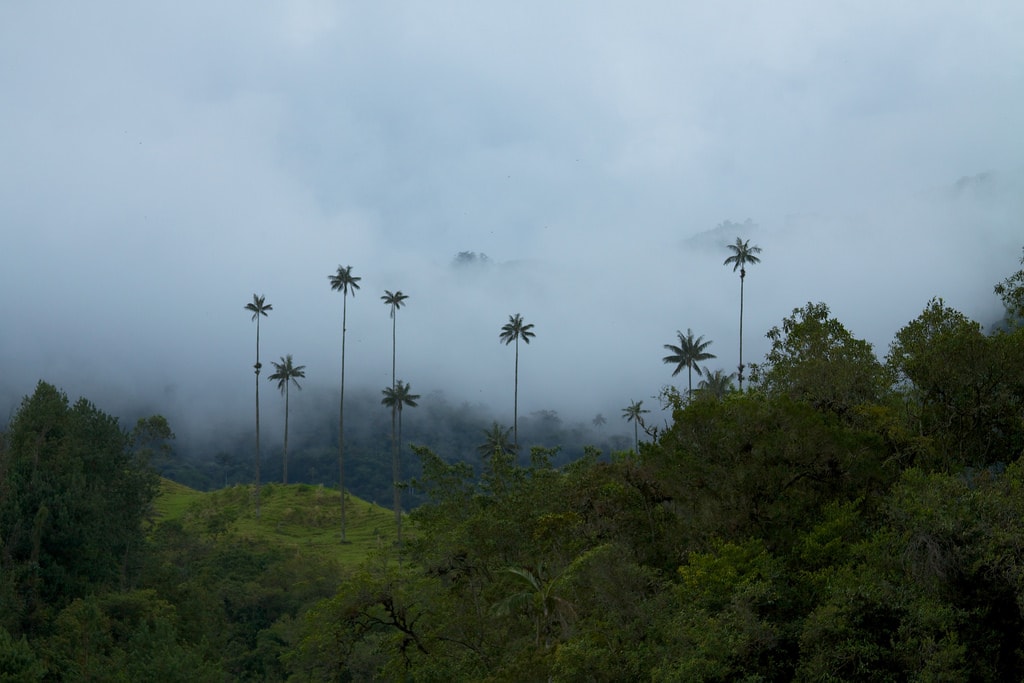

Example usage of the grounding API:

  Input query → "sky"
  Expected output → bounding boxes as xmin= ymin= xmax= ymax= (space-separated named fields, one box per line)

xmin=2 ymin=2 xmax=1023 ymax=446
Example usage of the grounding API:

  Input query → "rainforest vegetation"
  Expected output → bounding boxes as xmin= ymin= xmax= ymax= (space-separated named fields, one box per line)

xmin=2 ymin=245 xmax=1024 ymax=680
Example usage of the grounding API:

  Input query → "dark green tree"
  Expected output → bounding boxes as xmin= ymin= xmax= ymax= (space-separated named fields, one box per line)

xmin=994 ymin=246 xmax=1024 ymax=325
xmin=752 ymin=301 xmax=887 ymax=418
xmin=662 ymin=328 xmax=716 ymax=396
xmin=329 ymin=264 xmax=361 ymax=541
xmin=0 ymin=382 xmax=160 ymax=632
xmin=723 ymin=236 xmax=762 ymax=391
xmin=499 ymin=313 xmax=536 ymax=452
xmin=381 ymin=380 xmax=420 ymax=542
xmin=268 ymin=354 xmax=306 ymax=485
xmin=244 ymin=293 xmax=272 ymax=518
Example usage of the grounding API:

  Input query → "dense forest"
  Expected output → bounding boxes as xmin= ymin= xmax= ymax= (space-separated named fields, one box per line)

xmin=1 ymin=245 xmax=1023 ymax=680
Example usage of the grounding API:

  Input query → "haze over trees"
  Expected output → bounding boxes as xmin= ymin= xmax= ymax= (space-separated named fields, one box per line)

xmin=3 ymin=243 xmax=1024 ymax=680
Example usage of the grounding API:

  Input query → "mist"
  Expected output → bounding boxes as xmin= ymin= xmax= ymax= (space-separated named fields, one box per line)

xmin=2 ymin=3 xmax=1022 ymax=453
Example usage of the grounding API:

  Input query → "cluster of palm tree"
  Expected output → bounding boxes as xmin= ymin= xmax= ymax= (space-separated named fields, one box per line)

xmin=623 ymin=235 xmax=762 ymax=453
xmin=244 ymin=237 xmax=758 ymax=524
xmin=244 ymin=294 xmax=307 ymax=518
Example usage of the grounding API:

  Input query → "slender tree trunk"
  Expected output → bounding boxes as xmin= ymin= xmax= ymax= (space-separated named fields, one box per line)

xmin=255 ymin=318 xmax=262 ymax=519
xmin=738 ymin=269 xmax=746 ymax=392
xmin=513 ymin=338 xmax=519 ymax=453
xmin=634 ymin=421 xmax=638 ymax=453
xmin=390 ymin=312 xmax=400 ymax=543
xmin=339 ymin=294 xmax=348 ymax=542
xmin=283 ymin=382 xmax=289 ymax=485
xmin=392 ymin=404 xmax=401 ymax=543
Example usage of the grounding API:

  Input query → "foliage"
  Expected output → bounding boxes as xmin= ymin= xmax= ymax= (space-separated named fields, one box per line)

xmin=0 ymin=382 xmax=160 ymax=631
xmin=887 ymin=297 xmax=1024 ymax=468
xmin=994 ymin=246 xmax=1024 ymax=324
xmin=751 ymin=301 xmax=890 ymax=418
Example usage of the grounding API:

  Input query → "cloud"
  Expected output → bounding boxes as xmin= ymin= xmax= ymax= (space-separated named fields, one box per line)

xmin=1 ymin=2 xmax=1022 ymax=443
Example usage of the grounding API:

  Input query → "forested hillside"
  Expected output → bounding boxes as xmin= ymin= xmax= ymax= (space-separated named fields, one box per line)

xmin=2 ymin=249 xmax=1023 ymax=680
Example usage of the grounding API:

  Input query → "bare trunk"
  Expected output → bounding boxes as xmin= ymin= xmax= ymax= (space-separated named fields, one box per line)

xmin=738 ymin=269 xmax=746 ymax=392
xmin=255 ymin=318 xmax=262 ymax=519
xmin=339 ymin=295 xmax=348 ymax=542
xmin=513 ymin=338 xmax=519 ymax=453
xmin=283 ymin=382 xmax=289 ymax=485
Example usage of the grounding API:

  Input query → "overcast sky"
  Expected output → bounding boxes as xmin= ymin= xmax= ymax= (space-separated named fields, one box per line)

xmin=2 ymin=2 xmax=1023 ymax=443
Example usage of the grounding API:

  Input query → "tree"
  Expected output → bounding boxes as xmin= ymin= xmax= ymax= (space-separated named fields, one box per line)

xmin=329 ymin=265 xmax=361 ymax=542
xmin=662 ymin=328 xmax=717 ymax=396
xmin=268 ymin=354 xmax=306 ymax=485
xmin=723 ymin=236 xmax=762 ymax=391
xmin=592 ymin=414 xmax=607 ymax=429
xmin=381 ymin=290 xmax=409 ymax=393
xmin=381 ymin=290 xmax=409 ymax=541
xmin=499 ymin=313 xmax=536 ymax=452
xmin=696 ymin=368 xmax=735 ymax=400
xmin=478 ymin=422 xmax=515 ymax=458
xmin=752 ymin=302 xmax=887 ymax=418
xmin=994 ymin=246 xmax=1024 ymax=326
xmin=622 ymin=400 xmax=649 ymax=453
xmin=887 ymin=298 xmax=1023 ymax=467
xmin=0 ymin=382 xmax=160 ymax=631
xmin=244 ymin=293 xmax=272 ymax=518
xmin=382 ymin=380 xmax=420 ymax=542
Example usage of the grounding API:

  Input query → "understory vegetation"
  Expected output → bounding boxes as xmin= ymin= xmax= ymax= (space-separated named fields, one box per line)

xmin=2 ymin=249 xmax=1024 ymax=680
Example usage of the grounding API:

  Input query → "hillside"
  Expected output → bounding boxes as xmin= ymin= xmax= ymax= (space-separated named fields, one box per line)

xmin=153 ymin=478 xmax=399 ymax=564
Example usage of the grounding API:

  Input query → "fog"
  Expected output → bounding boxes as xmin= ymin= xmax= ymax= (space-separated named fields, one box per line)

xmin=2 ymin=3 xmax=1022 ymax=450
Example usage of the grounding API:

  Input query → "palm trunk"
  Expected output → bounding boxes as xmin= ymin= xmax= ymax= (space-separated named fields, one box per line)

xmin=339 ymin=295 xmax=348 ymax=542
xmin=283 ymin=382 xmax=289 ymax=485
xmin=391 ymin=311 xmax=400 ymax=543
xmin=738 ymin=269 xmax=746 ymax=392
xmin=254 ymin=318 xmax=262 ymax=519
xmin=513 ymin=338 xmax=519 ymax=453
xmin=392 ymin=404 xmax=401 ymax=543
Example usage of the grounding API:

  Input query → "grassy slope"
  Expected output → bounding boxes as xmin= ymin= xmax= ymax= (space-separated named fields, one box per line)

xmin=153 ymin=478 xmax=399 ymax=565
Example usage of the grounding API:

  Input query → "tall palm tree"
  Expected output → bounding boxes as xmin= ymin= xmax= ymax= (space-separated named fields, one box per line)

xmin=723 ymin=237 xmax=763 ymax=391
xmin=329 ymin=265 xmax=361 ymax=542
xmin=622 ymin=399 xmax=649 ymax=453
xmin=662 ymin=328 xmax=717 ymax=396
xmin=268 ymin=354 xmax=305 ymax=485
xmin=244 ymin=294 xmax=272 ymax=518
xmin=499 ymin=313 xmax=536 ymax=452
xmin=697 ymin=367 xmax=736 ymax=400
xmin=381 ymin=380 xmax=420 ymax=542
xmin=381 ymin=290 xmax=409 ymax=391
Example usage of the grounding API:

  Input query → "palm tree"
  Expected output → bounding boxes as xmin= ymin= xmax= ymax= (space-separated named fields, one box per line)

xmin=622 ymin=399 xmax=650 ymax=453
xmin=697 ymin=367 xmax=736 ymax=400
xmin=724 ymin=236 xmax=763 ymax=391
xmin=268 ymin=354 xmax=306 ymax=485
xmin=499 ymin=313 xmax=536 ymax=452
xmin=381 ymin=380 xmax=420 ymax=542
xmin=329 ymin=265 xmax=361 ymax=542
xmin=662 ymin=328 xmax=717 ymax=396
xmin=244 ymin=293 xmax=272 ymax=518
xmin=381 ymin=290 xmax=409 ymax=391
xmin=478 ymin=421 xmax=515 ymax=458
xmin=592 ymin=413 xmax=607 ymax=429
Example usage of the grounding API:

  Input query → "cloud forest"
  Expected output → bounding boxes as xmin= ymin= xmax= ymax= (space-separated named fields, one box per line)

xmin=2 ymin=243 xmax=1024 ymax=680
